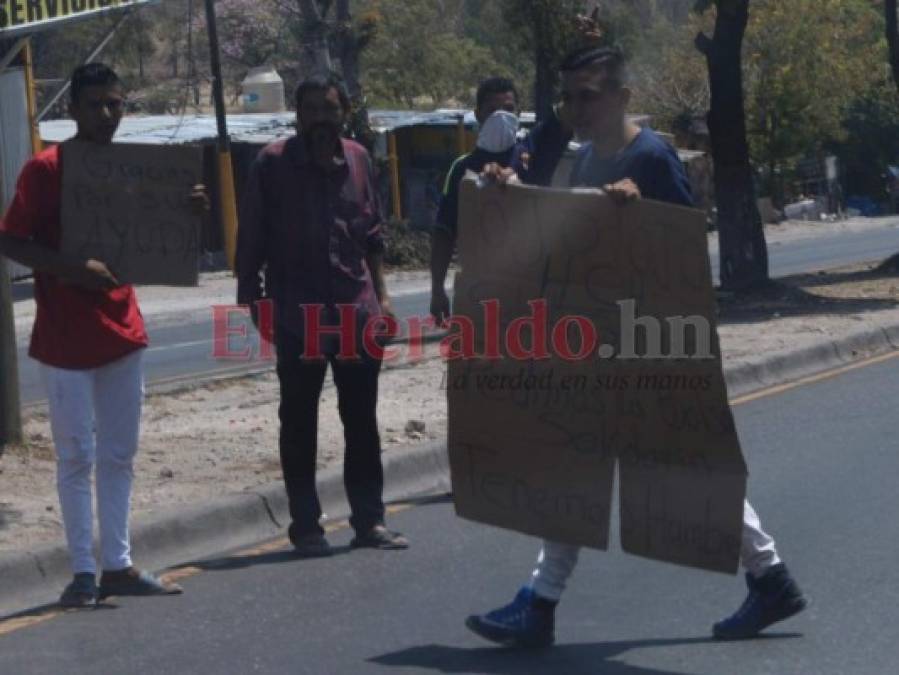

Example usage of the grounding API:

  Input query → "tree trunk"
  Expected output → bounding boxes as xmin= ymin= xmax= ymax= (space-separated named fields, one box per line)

xmin=333 ymin=0 xmax=375 ymax=149
xmin=532 ymin=4 xmax=556 ymax=122
xmin=881 ymin=0 xmax=899 ymax=270
xmin=297 ymin=0 xmax=333 ymax=76
xmin=187 ymin=0 xmax=199 ymax=105
xmin=334 ymin=0 xmax=360 ymax=98
xmin=696 ymin=0 xmax=769 ymax=291
xmin=886 ymin=0 xmax=899 ymax=89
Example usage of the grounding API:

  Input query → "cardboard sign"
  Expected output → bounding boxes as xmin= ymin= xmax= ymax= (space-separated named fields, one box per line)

xmin=448 ymin=177 xmax=747 ymax=574
xmin=61 ymin=140 xmax=202 ymax=287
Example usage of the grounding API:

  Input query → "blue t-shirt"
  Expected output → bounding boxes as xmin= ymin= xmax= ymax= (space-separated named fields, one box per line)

xmin=570 ymin=128 xmax=694 ymax=207
xmin=436 ymin=111 xmax=573 ymax=239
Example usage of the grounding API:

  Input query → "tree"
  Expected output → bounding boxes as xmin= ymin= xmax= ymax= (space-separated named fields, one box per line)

xmin=628 ymin=13 xmax=710 ymax=126
xmin=295 ymin=0 xmax=334 ymax=75
xmin=215 ymin=0 xmax=289 ymax=70
xmin=743 ymin=0 xmax=882 ymax=205
xmin=882 ymin=0 xmax=899 ymax=270
xmin=361 ymin=0 xmax=502 ymax=108
xmin=695 ymin=0 xmax=769 ymax=291
xmin=500 ymin=0 xmax=591 ymax=121
xmin=888 ymin=0 xmax=899 ymax=90
xmin=834 ymin=85 xmax=899 ymax=198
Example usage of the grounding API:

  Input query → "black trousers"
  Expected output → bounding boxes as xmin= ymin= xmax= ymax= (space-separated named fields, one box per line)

xmin=276 ymin=336 xmax=385 ymax=540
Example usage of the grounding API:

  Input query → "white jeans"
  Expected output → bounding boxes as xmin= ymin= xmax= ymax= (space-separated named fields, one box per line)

xmin=41 ymin=350 xmax=144 ymax=576
xmin=531 ymin=499 xmax=782 ymax=601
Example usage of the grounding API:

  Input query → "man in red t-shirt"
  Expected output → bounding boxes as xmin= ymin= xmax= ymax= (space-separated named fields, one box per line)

xmin=0 ymin=64 xmax=202 ymax=606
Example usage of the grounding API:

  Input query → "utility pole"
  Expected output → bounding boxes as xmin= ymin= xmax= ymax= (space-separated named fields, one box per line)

xmin=0 ymin=259 xmax=22 ymax=450
xmin=203 ymin=0 xmax=239 ymax=269
xmin=0 ymin=41 xmax=34 ymax=450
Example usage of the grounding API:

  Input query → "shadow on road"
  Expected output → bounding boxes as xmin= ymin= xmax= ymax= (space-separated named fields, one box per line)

xmin=369 ymin=634 xmax=803 ymax=674
xmin=386 ymin=493 xmax=454 ymax=508
xmin=172 ymin=544 xmax=354 ymax=574
xmin=717 ymin=274 xmax=899 ymax=327
xmin=783 ymin=266 xmax=896 ymax=289
xmin=166 ymin=494 xmax=453 ymax=575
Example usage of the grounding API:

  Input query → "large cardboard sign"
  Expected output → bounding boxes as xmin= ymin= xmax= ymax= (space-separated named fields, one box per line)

xmin=448 ymin=177 xmax=747 ymax=574
xmin=61 ymin=140 xmax=202 ymax=287
xmin=0 ymin=1 xmax=155 ymax=37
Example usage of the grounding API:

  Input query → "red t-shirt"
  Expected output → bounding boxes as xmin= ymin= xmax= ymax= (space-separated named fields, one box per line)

xmin=0 ymin=144 xmax=147 ymax=369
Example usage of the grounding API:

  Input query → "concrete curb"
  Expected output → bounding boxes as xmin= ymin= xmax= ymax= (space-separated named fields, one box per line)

xmin=0 ymin=442 xmax=450 ymax=617
xmin=724 ymin=321 xmax=899 ymax=398
xmin=3 ymin=321 xmax=898 ymax=616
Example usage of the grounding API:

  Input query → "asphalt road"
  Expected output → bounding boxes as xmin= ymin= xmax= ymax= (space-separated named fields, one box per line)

xmin=2 ymin=352 xmax=897 ymax=675
xmin=14 ymin=224 xmax=899 ymax=405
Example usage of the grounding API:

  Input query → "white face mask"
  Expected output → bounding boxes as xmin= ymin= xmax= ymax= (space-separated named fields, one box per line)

xmin=476 ymin=110 xmax=520 ymax=153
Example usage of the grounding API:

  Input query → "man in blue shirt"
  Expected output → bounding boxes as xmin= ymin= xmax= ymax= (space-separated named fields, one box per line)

xmin=466 ymin=46 xmax=807 ymax=647
xmin=429 ymin=78 xmax=572 ymax=324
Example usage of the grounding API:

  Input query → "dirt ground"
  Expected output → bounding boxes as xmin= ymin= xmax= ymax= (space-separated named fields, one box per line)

xmin=2 ymin=260 xmax=898 ymax=554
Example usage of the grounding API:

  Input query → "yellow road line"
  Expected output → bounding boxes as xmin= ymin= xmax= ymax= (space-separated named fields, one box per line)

xmin=731 ymin=349 xmax=899 ymax=407
xmin=0 ymin=608 xmax=68 ymax=637
xmin=2 ymin=351 xmax=894 ymax=637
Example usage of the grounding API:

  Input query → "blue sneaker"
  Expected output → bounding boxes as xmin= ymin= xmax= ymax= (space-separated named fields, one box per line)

xmin=465 ymin=587 xmax=555 ymax=647
xmin=713 ymin=563 xmax=808 ymax=639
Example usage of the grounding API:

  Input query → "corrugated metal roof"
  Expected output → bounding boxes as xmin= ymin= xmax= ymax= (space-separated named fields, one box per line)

xmin=39 ymin=109 xmax=492 ymax=146
xmin=40 ymin=110 xmax=655 ymax=146
xmin=39 ymin=112 xmax=298 ymax=145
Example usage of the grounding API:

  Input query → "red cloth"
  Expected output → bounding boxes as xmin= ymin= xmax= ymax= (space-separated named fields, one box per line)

xmin=0 ymin=144 xmax=147 ymax=369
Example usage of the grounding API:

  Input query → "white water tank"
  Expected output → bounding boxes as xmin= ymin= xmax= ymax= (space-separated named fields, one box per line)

xmin=241 ymin=66 xmax=286 ymax=114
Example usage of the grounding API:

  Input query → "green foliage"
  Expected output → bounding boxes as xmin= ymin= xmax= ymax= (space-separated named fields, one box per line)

xmin=629 ymin=0 xmax=890 ymax=201
xmin=831 ymin=82 xmax=899 ymax=199
xmin=498 ymin=0 xmax=606 ymax=116
xmin=26 ymin=0 xmax=899 ymax=207
xmin=628 ymin=11 xmax=711 ymax=124
xmin=743 ymin=0 xmax=886 ymax=197
xmin=382 ymin=218 xmax=431 ymax=269
xmin=361 ymin=0 xmax=506 ymax=108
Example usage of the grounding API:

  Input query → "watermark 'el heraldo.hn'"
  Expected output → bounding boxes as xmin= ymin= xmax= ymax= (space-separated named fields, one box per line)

xmin=211 ymin=298 xmax=713 ymax=363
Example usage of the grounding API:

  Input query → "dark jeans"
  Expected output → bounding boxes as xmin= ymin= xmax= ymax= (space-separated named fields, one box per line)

xmin=276 ymin=335 xmax=385 ymax=540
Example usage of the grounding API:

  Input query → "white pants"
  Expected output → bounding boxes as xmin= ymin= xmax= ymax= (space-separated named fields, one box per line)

xmin=531 ymin=499 xmax=781 ymax=601
xmin=41 ymin=350 xmax=144 ymax=576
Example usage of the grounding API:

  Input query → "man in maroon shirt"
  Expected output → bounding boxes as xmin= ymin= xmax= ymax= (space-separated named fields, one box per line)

xmin=0 ymin=64 xmax=195 ymax=606
xmin=237 ymin=73 xmax=409 ymax=556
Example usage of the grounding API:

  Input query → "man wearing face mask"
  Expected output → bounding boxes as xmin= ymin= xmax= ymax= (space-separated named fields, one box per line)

xmin=429 ymin=78 xmax=573 ymax=325
xmin=236 ymin=74 xmax=408 ymax=557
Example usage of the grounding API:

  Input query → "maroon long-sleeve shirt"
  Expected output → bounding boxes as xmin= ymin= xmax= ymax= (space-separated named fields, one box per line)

xmin=236 ymin=135 xmax=385 ymax=354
